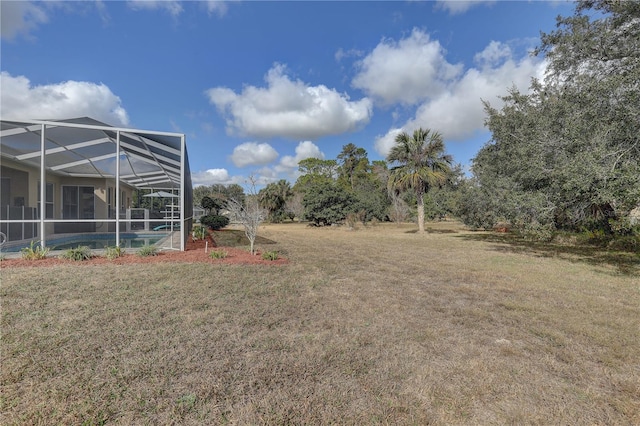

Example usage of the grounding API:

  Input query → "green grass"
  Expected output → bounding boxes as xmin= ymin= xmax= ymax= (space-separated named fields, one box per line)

xmin=1 ymin=222 xmax=638 ymax=424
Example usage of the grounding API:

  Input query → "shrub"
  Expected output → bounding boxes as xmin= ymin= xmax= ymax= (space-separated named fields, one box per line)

xmin=105 ymin=246 xmax=124 ymax=260
xmin=209 ymin=249 xmax=228 ymax=259
xmin=261 ymin=250 xmax=279 ymax=261
xmin=21 ymin=241 xmax=50 ymax=260
xmin=61 ymin=246 xmax=93 ymax=261
xmin=200 ymin=214 xmax=230 ymax=230
xmin=137 ymin=245 xmax=158 ymax=257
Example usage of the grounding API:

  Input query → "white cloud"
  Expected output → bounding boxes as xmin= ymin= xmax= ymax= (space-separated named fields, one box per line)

xmin=373 ymin=41 xmax=546 ymax=157
xmin=206 ymin=63 xmax=373 ymax=140
xmin=127 ymin=0 xmax=183 ymax=16
xmin=230 ymin=142 xmax=279 ymax=167
xmin=335 ymin=47 xmax=364 ymax=62
xmin=193 ymin=141 xmax=324 ymax=187
xmin=191 ymin=168 xmax=240 ymax=186
xmin=374 ymin=128 xmax=403 ymax=158
xmin=473 ymin=40 xmax=512 ymax=67
xmin=408 ymin=46 xmax=545 ymax=141
xmin=277 ymin=140 xmax=324 ymax=171
xmin=0 ymin=1 xmax=48 ymax=40
xmin=352 ymin=28 xmax=463 ymax=106
xmin=0 ymin=72 xmax=130 ymax=126
xmin=435 ymin=0 xmax=496 ymax=15
xmin=205 ymin=0 xmax=229 ymax=17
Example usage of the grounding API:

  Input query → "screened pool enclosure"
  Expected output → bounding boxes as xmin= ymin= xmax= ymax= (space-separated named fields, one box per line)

xmin=0 ymin=117 xmax=193 ymax=252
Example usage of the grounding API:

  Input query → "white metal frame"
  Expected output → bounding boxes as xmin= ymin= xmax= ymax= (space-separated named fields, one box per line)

xmin=0 ymin=118 xmax=191 ymax=251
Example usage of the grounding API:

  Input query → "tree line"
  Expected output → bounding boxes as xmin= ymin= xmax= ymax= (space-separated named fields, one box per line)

xmin=195 ymin=133 xmax=462 ymax=233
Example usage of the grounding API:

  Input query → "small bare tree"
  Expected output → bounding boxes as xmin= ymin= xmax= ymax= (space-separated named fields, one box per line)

xmin=388 ymin=193 xmax=411 ymax=224
xmin=285 ymin=191 xmax=305 ymax=222
xmin=226 ymin=177 xmax=266 ymax=255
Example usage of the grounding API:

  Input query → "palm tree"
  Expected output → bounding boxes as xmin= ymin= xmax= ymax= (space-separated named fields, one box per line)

xmin=386 ymin=128 xmax=452 ymax=233
xmin=259 ymin=179 xmax=292 ymax=222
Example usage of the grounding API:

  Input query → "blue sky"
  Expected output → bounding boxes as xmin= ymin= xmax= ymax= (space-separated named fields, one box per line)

xmin=1 ymin=0 xmax=574 ymax=187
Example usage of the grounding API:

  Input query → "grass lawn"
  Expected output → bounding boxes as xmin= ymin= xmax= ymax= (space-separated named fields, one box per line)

xmin=1 ymin=222 xmax=638 ymax=424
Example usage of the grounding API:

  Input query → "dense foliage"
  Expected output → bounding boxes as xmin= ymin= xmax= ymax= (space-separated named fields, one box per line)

xmin=259 ymin=180 xmax=293 ymax=223
xmin=200 ymin=214 xmax=230 ymax=230
xmin=201 ymin=196 xmax=225 ymax=215
xmin=303 ymin=181 xmax=357 ymax=226
xmin=460 ymin=0 xmax=640 ymax=238
xmin=193 ymin=184 xmax=245 ymax=208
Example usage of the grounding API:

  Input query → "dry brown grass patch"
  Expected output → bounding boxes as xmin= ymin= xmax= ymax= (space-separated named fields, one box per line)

xmin=1 ymin=222 xmax=638 ymax=424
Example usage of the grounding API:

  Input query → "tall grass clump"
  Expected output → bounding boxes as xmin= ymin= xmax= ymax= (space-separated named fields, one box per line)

xmin=261 ymin=250 xmax=279 ymax=261
xmin=209 ymin=249 xmax=228 ymax=259
xmin=137 ymin=245 xmax=158 ymax=257
xmin=105 ymin=246 xmax=125 ymax=260
xmin=21 ymin=241 xmax=50 ymax=260
xmin=61 ymin=246 xmax=93 ymax=261
xmin=192 ymin=225 xmax=208 ymax=241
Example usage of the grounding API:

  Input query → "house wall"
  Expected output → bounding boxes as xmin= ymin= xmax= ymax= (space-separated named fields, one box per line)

xmin=1 ymin=158 xmax=135 ymax=237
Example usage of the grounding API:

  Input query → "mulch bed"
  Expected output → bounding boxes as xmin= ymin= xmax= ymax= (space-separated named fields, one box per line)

xmin=0 ymin=235 xmax=287 ymax=268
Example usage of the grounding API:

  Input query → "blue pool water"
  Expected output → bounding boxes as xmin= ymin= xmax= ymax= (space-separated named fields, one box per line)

xmin=2 ymin=233 xmax=169 ymax=252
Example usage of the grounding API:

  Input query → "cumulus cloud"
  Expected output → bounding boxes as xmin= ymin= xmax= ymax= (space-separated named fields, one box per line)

xmin=0 ymin=72 xmax=130 ymax=126
xmin=474 ymin=40 xmax=512 ymax=67
xmin=206 ymin=63 xmax=373 ymax=140
xmin=191 ymin=168 xmax=240 ymax=186
xmin=127 ymin=0 xmax=183 ymax=16
xmin=372 ymin=41 xmax=546 ymax=157
xmin=352 ymin=28 xmax=463 ymax=106
xmin=193 ymin=140 xmax=324 ymax=186
xmin=0 ymin=1 xmax=48 ymax=40
xmin=230 ymin=142 xmax=279 ymax=167
xmin=276 ymin=140 xmax=324 ymax=171
xmin=374 ymin=128 xmax=403 ymax=159
xmin=435 ymin=0 xmax=496 ymax=15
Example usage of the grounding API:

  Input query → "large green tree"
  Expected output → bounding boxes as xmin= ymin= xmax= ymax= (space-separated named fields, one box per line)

xmin=337 ymin=143 xmax=369 ymax=191
xmin=303 ymin=181 xmax=356 ymax=226
xmin=465 ymin=0 xmax=640 ymax=236
xmin=293 ymin=158 xmax=338 ymax=193
xmin=387 ymin=128 xmax=452 ymax=233
xmin=336 ymin=145 xmax=390 ymax=223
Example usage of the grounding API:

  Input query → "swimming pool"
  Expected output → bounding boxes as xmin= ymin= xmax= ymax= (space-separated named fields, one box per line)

xmin=2 ymin=233 xmax=170 ymax=252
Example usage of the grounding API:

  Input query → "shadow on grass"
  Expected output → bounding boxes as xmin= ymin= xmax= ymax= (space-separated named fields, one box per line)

xmin=212 ymin=229 xmax=277 ymax=248
xmin=457 ymin=232 xmax=640 ymax=276
xmin=405 ymin=228 xmax=459 ymax=234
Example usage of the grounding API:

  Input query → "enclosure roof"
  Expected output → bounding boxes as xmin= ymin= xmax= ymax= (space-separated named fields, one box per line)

xmin=0 ymin=117 xmax=188 ymax=190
